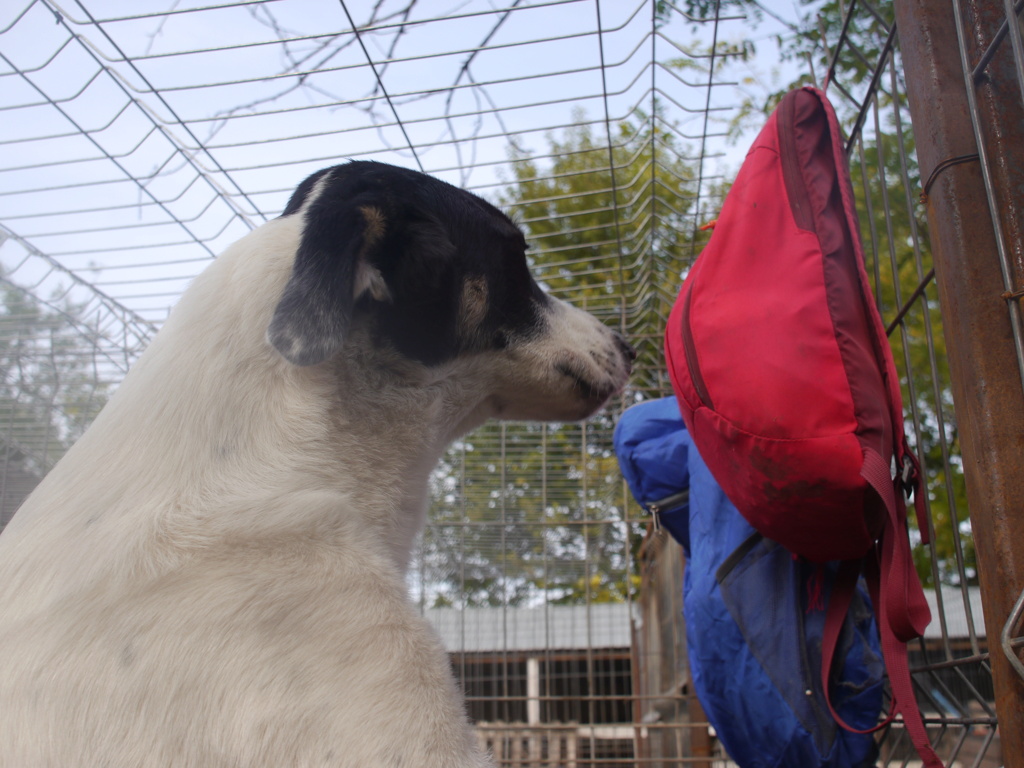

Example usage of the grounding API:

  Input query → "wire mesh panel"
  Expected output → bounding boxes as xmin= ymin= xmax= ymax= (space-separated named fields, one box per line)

xmin=0 ymin=1 xmax=741 ymax=763
xmin=0 ymin=0 xmax=1016 ymax=766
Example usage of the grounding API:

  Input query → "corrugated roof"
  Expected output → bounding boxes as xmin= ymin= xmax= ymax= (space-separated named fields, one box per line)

xmin=423 ymin=587 xmax=986 ymax=653
xmin=923 ymin=586 xmax=986 ymax=640
xmin=425 ymin=603 xmax=634 ymax=653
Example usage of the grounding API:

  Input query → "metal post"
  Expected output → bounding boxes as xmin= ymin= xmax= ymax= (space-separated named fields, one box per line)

xmin=894 ymin=1 xmax=1024 ymax=763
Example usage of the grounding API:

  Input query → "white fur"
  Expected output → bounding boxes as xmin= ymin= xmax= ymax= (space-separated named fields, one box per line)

xmin=0 ymin=212 xmax=630 ymax=768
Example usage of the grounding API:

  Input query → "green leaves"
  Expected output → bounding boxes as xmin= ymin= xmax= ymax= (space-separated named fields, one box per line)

xmin=417 ymin=104 xmax=710 ymax=608
xmin=418 ymin=0 xmax=973 ymax=612
xmin=499 ymin=108 xmax=701 ymax=397
xmin=0 ymin=281 xmax=109 ymax=480
xmin=420 ymin=421 xmax=640 ymax=608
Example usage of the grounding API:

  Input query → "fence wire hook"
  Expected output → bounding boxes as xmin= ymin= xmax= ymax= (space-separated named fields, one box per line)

xmin=1003 ymin=586 xmax=1024 ymax=682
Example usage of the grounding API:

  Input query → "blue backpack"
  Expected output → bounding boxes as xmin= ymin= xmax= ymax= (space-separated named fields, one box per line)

xmin=614 ymin=397 xmax=884 ymax=768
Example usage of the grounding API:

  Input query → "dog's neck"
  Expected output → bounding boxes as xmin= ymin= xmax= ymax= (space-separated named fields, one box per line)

xmin=318 ymin=344 xmax=495 ymax=573
xmin=101 ymin=317 xmax=489 ymax=580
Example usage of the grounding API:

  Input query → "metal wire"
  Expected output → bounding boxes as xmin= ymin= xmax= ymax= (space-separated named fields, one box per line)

xmin=0 ymin=0 xmax=1008 ymax=765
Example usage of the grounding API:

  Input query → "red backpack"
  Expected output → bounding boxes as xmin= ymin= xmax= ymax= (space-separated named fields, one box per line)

xmin=665 ymin=86 xmax=942 ymax=767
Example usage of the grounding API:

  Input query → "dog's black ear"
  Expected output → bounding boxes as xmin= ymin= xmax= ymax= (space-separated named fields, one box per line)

xmin=268 ymin=200 xmax=391 ymax=366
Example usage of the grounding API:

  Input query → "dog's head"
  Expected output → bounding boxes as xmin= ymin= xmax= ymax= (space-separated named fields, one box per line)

xmin=268 ymin=161 xmax=633 ymax=422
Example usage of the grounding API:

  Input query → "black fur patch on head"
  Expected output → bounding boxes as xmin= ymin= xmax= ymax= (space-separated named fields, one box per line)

xmin=269 ymin=161 xmax=546 ymax=367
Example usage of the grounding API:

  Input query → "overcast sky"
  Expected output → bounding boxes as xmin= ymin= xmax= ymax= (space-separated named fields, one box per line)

xmin=0 ymin=0 xmax=807 ymax=363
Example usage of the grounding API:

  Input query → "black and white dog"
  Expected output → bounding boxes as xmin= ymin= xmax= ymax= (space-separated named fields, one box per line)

xmin=0 ymin=161 xmax=634 ymax=767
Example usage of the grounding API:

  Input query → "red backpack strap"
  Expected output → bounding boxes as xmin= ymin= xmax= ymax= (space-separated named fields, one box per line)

xmin=821 ymin=558 xmax=895 ymax=734
xmin=862 ymin=451 xmax=931 ymax=638
xmin=860 ymin=449 xmax=943 ymax=767
xmin=821 ymin=521 xmax=943 ymax=767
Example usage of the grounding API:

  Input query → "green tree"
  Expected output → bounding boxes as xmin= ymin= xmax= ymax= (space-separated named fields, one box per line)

xmin=850 ymin=129 xmax=974 ymax=587
xmin=420 ymin=1 xmax=971 ymax=608
xmin=499 ymin=108 xmax=704 ymax=395
xmin=420 ymin=422 xmax=638 ymax=608
xmin=418 ymin=109 xmax=704 ymax=607
xmin=0 ymin=281 xmax=110 ymax=521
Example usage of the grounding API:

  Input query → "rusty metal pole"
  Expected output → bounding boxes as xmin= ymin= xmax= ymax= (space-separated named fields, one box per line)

xmin=894 ymin=0 xmax=1024 ymax=762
